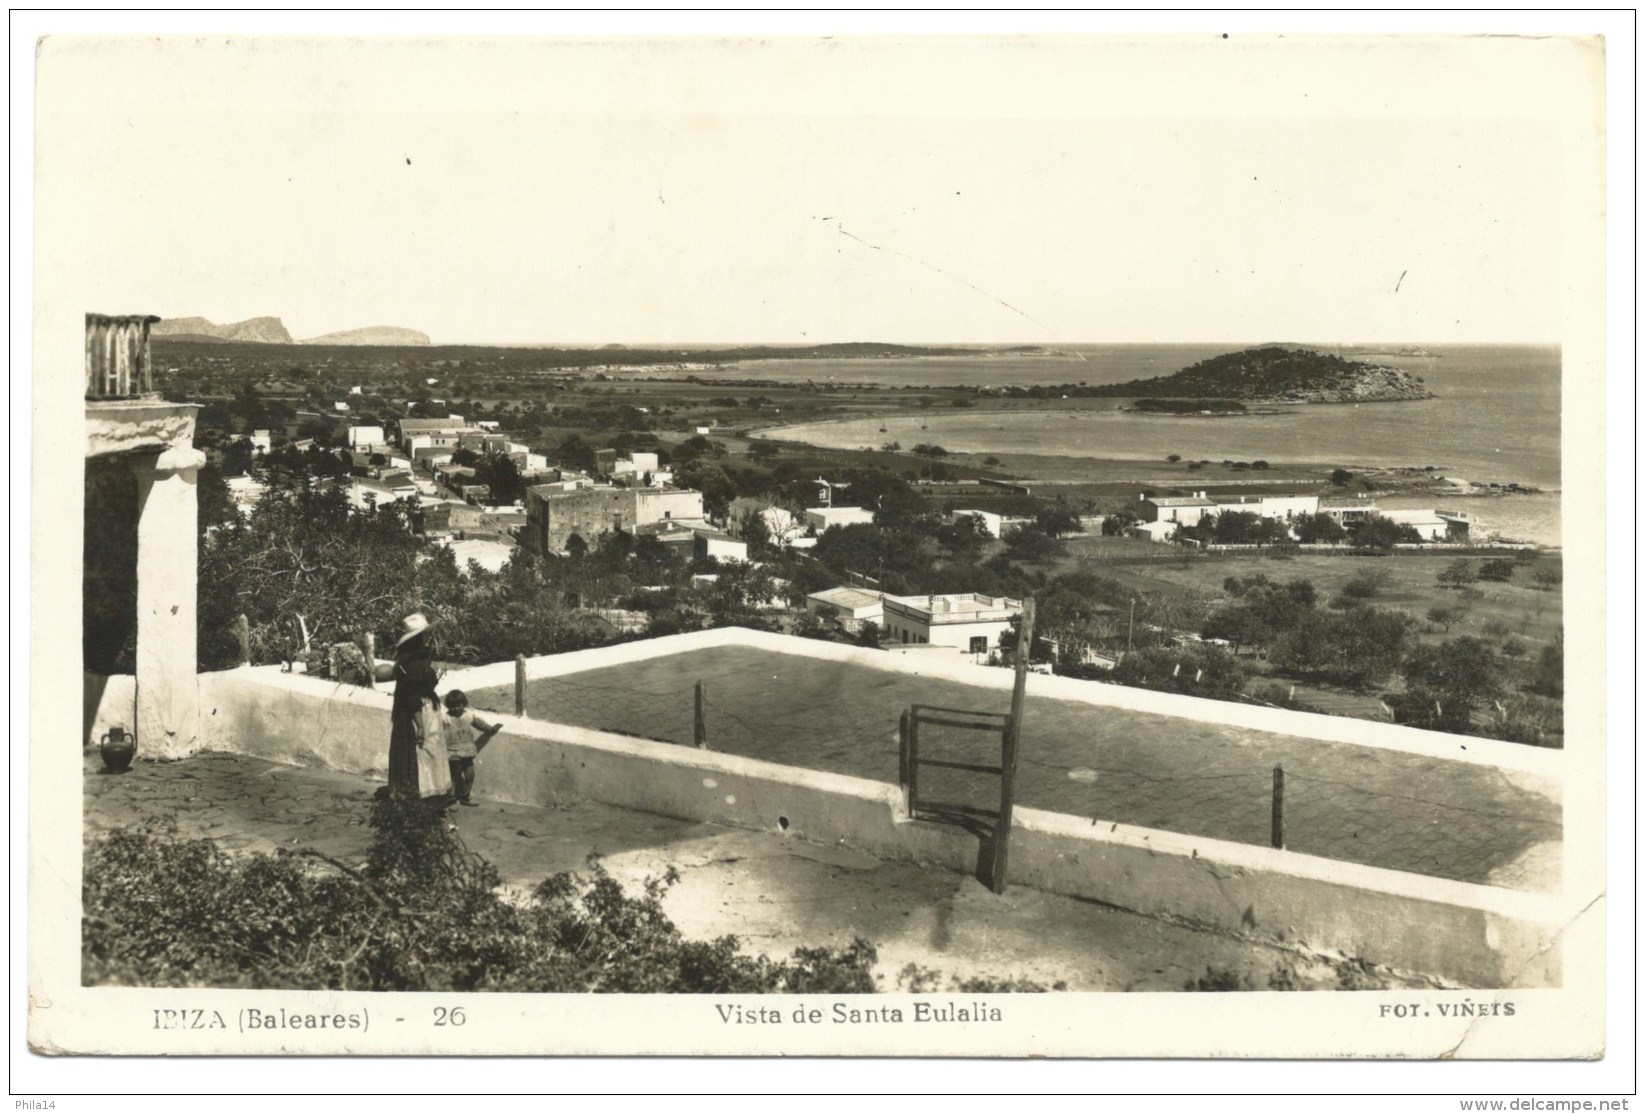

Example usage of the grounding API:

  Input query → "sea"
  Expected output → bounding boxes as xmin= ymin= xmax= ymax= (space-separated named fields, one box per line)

xmin=702 ymin=344 xmax=1564 ymax=546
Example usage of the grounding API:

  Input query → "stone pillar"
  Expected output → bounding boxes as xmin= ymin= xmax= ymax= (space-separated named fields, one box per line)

xmin=129 ymin=445 xmax=207 ymax=759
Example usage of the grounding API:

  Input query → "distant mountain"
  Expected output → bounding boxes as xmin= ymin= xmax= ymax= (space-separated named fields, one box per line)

xmin=1095 ymin=346 xmax=1436 ymax=403
xmin=302 ymin=326 xmax=431 ymax=346
xmin=152 ymin=316 xmax=295 ymax=344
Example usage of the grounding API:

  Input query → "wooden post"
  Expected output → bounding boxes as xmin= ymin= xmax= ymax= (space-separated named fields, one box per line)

xmin=233 ymin=614 xmax=250 ymax=667
xmin=907 ymin=706 xmax=920 ymax=813
xmin=897 ymin=708 xmax=912 ymax=812
xmin=991 ymin=597 xmax=1035 ymax=894
xmin=362 ymin=632 xmax=377 ymax=689
xmin=326 ymin=643 xmax=338 ymax=681
xmin=514 ymin=655 xmax=528 ymax=718
xmin=694 ymin=681 xmax=707 ymax=749
xmin=1271 ymin=764 xmax=1285 ymax=850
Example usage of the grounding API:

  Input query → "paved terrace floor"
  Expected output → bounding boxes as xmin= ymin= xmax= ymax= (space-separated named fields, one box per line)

xmin=83 ymin=751 xmax=1443 ymax=992
xmin=469 ymin=645 xmax=1562 ymax=891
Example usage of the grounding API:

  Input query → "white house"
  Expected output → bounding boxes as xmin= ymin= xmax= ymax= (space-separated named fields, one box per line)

xmin=1380 ymin=508 xmax=1457 ymax=542
xmin=694 ymin=528 xmax=749 ymax=564
xmin=1210 ymin=493 xmax=1320 ymax=521
xmin=347 ymin=425 xmax=385 ymax=449
xmin=881 ymin=593 xmax=1022 ymax=654
xmin=1135 ymin=519 xmax=1179 ymax=543
xmin=805 ymin=506 xmax=877 ymax=532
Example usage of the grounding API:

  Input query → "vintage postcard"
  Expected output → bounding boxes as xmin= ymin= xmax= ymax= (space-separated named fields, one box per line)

xmin=21 ymin=18 xmax=1629 ymax=1088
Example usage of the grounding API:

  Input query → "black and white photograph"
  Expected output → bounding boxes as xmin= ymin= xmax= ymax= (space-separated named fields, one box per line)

xmin=18 ymin=15 xmax=1632 ymax=1092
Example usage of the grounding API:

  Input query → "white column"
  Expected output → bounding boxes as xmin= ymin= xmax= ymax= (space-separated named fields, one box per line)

xmin=129 ymin=445 xmax=207 ymax=759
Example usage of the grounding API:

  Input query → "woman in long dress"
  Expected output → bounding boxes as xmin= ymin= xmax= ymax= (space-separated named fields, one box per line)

xmin=384 ymin=613 xmax=441 ymax=798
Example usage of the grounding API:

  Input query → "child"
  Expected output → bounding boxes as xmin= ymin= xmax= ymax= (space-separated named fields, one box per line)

xmin=441 ymin=690 xmax=502 ymax=807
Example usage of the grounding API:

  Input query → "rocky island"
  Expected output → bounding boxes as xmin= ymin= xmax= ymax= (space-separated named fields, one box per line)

xmin=1096 ymin=345 xmax=1436 ymax=404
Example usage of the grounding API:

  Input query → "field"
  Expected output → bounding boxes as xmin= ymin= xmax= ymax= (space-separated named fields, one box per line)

xmin=1065 ymin=546 xmax=1564 ymax=654
xmin=467 ymin=644 xmax=1560 ymax=890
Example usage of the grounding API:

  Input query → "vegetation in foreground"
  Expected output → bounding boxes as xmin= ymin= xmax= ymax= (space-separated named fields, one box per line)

xmin=84 ymin=798 xmax=1420 ymax=993
xmin=83 ymin=797 xmax=880 ymax=993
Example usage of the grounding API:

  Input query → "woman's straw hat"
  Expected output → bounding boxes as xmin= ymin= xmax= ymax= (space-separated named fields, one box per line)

xmin=396 ymin=612 xmax=432 ymax=647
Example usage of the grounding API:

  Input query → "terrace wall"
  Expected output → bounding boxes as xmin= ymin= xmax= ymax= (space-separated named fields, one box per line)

xmin=194 ymin=629 xmax=1567 ymax=987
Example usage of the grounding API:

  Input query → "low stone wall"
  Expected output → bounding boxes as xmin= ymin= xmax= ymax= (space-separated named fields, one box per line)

xmin=199 ymin=657 xmax=1564 ymax=987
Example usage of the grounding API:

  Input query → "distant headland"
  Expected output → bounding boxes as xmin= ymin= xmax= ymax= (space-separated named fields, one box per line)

xmin=1093 ymin=345 xmax=1436 ymax=404
xmin=151 ymin=316 xmax=431 ymax=347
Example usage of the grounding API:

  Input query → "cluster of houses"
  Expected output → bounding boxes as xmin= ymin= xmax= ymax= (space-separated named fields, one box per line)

xmin=1133 ymin=491 xmax=1470 ymax=544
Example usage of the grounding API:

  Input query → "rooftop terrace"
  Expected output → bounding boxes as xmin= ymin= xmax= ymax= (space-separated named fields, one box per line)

xmin=469 ymin=643 xmax=1560 ymax=890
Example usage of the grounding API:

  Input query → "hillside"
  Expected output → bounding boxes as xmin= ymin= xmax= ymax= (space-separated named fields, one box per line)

xmin=1096 ymin=346 xmax=1435 ymax=403
xmin=302 ymin=326 xmax=431 ymax=346
xmin=152 ymin=316 xmax=295 ymax=344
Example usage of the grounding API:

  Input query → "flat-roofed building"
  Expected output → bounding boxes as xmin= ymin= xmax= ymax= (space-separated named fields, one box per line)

xmin=881 ymin=592 xmax=1022 ymax=654
xmin=693 ymin=527 xmax=748 ymax=564
xmin=805 ymin=505 xmax=877 ymax=532
xmin=1138 ymin=492 xmax=1218 ymax=527
xmin=805 ymin=586 xmax=885 ymax=632
xmin=525 ymin=484 xmax=705 ymax=556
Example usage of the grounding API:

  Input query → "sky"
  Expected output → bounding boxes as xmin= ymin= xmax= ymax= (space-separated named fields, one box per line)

xmin=34 ymin=33 xmax=1600 ymax=346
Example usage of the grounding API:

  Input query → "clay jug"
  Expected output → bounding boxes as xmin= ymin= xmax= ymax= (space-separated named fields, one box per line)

xmin=99 ymin=725 xmax=136 ymax=773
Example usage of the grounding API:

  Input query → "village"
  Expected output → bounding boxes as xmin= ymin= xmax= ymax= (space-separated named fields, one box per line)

xmin=205 ymin=401 xmax=1524 ymax=658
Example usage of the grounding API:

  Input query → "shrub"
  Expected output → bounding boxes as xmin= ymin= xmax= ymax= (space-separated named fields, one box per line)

xmin=1436 ymin=559 xmax=1477 ymax=589
xmin=84 ymin=799 xmax=879 ymax=994
xmin=1185 ymin=966 xmax=1249 ymax=992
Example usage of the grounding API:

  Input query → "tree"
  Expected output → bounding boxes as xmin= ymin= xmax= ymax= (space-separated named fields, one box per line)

xmin=556 ymin=434 xmax=597 ymax=473
xmin=737 ymin=507 xmax=773 ymax=557
xmin=1166 ymin=454 xmax=1181 ymax=463
xmin=674 ymin=435 xmax=723 ymax=463
xmin=675 ymin=460 xmax=735 ymax=520
xmin=1269 ymin=607 xmax=1412 ymax=688
xmin=1330 ymin=469 xmax=1354 ymax=486
xmin=1111 ymin=644 xmax=1247 ymax=701
xmin=196 ymin=463 xmax=238 ymax=532
xmin=1346 ymin=514 xmax=1420 ymax=550
xmin=1002 ymin=524 xmax=1059 ymax=563
xmin=1436 ymin=559 xmax=1478 ymax=589
xmin=1477 ymin=558 xmax=1517 ymax=583
xmin=1531 ymin=567 xmax=1563 ymax=591
xmin=474 ymin=451 xmax=526 ymax=505
xmin=196 ymin=486 xmax=448 ymax=670
xmin=1426 ymin=604 xmax=1468 ymax=634
xmin=1200 ymin=604 xmax=1269 ymax=655
xmin=1528 ymin=637 xmax=1563 ymax=697
xmin=934 ymin=514 xmax=988 ymax=560
xmin=1292 ymin=511 xmax=1346 ymax=544
xmin=220 ymin=438 xmax=255 ymax=477
xmin=1034 ymin=498 xmax=1085 ymax=539
xmin=1102 ymin=508 xmax=1141 ymax=536
xmin=1338 ymin=567 xmax=1392 ymax=601
xmin=1398 ymin=636 xmax=1502 ymax=732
